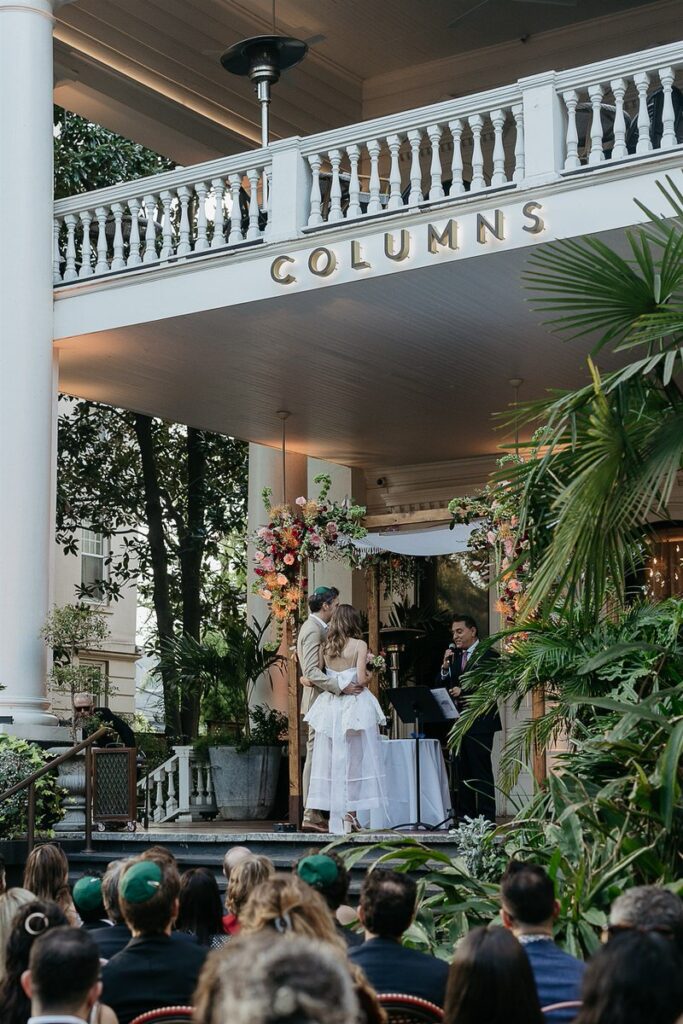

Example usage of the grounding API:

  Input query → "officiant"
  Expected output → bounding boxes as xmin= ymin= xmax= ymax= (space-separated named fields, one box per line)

xmin=429 ymin=612 xmax=501 ymax=822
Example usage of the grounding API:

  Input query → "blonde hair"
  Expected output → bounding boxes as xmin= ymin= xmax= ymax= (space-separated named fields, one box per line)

xmin=324 ymin=605 xmax=363 ymax=661
xmin=227 ymin=856 xmax=275 ymax=918
xmin=239 ymin=874 xmax=345 ymax=953
xmin=0 ymin=889 xmax=35 ymax=982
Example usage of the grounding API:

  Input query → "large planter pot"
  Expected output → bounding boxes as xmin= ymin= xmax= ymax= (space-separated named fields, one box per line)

xmin=47 ymin=748 xmax=86 ymax=833
xmin=208 ymin=745 xmax=281 ymax=820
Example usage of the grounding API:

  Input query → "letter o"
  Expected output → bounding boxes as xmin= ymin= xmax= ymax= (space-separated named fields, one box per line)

xmin=308 ymin=247 xmax=337 ymax=277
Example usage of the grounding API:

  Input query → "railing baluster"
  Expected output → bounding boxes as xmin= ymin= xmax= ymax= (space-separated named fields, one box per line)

xmin=386 ymin=134 xmax=403 ymax=210
xmin=367 ymin=138 xmax=382 ymax=215
xmin=195 ymin=181 xmax=209 ymax=251
xmin=154 ymin=774 xmax=164 ymax=822
xmin=346 ymin=144 xmax=362 ymax=218
xmin=427 ymin=124 xmax=444 ymax=200
xmin=588 ymin=83 xmax=605 ymax=164
xmin=166 ymin=762 xmax=178 ymax=817
xmin=634 ymin=71 xmax=652 ymax=154
xmin=53 ymin=217 xmax=62 ymax=284
xmin=143 ymin=194 xmax=158 ymax=263
xmin=159 ymin=190 xmax=174 ymax=259
xmin=448 ymin=119 xmax=465 ymax=195
xmin=177 ymin=185 xmax=191 ymax=255
xmin=490 ymin=109 xmax=507 ymax=186
xmin=63 ymin=213 xmax=78 ymax=281
xmin=469 ymin=113 xmax=485 ymax=191
xmin=327 ymin=148 xmax=343 ymax=222
xmin=658 ymin=66 xmax=676 ymax=149
xmin=212 ymin=177 xmax=227 ymax=247
xmin=562 ymin=90 xmax=581 ymax=170
xmin=78 ymin=210 xmax=94 ymax=277
xmin=111 ymin=202 xmax=126 ymax=270
xmin=610 ymin=78 xmax=628 ymax=160
xmin=307 ymin=153 xmax=323 ymax=226
xmin=127 ymin=198 xmax=142 ymax=267
xmin=246 ymin=167 xmax=261 ymax=240
xmin=512 ymin=104 xmax=525 ymax=183
xmin=407 ymin=129 xmax=422 ymax=207
xmin=228 ymin=174 xmax=242 ymax=243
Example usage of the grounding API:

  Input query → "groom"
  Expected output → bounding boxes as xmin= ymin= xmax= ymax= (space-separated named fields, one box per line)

xmin=298 ymin=586 xmax=361 ymax=832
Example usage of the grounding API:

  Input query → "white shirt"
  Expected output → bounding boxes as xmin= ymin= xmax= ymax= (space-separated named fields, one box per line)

xmin=29 ymin=1016 xmax=87 ymax=1024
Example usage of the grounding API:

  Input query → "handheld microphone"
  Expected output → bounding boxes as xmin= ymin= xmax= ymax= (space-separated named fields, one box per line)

xmin=445 ymin=642 xmax=457 ymax=663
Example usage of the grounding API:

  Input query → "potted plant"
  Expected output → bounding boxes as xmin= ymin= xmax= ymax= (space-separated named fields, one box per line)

xmin=162 ymin=617 xmax=285 ymax=819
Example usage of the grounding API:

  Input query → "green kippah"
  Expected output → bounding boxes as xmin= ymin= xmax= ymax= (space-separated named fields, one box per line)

xmin=313 ymin=586 xmax=335 ymax=599
xmin=73 ymin=875 xmax=103 ymax=912
xmin=120 ymin=860 xmax=163 ymax=904
xmin=297 ymin=854 xmax=339 ymax=888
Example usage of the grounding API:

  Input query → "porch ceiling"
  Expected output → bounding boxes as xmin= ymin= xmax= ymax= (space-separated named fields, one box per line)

xmin=56 ymin=237 xmax=620 ymax=469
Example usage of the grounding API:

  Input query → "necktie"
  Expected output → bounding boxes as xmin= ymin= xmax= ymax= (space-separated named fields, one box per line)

xmin=460 ymin=649 xmax=468 ymax=671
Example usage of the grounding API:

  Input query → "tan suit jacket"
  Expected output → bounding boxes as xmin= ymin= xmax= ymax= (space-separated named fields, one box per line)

xmin=297 ymin=615 xmax=342 ymax=714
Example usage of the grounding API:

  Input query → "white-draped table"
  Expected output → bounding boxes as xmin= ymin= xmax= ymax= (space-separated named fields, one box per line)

xmin=358 ymin=737 xmax=451 ymax=830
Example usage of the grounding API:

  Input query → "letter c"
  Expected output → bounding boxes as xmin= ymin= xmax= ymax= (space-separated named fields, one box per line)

xmin=270 ymin=255 xmax=296 ymax=285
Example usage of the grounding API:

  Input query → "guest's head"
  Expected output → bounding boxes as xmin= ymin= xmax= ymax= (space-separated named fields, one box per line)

xmin=240 ymin=874 xmax=343 ymax=951
xmin=358 ymin=868 xmax=416 ymax=940
xmin=0 ymin=899 xmax=68 ymax=1024
xmin=21 ymin=927 xmax=101 ymax=1021
xmin=101 ymin=859 xmax=128 ymax=926
xmin=223 ymin=845 xmax=251 ymax=883
xmin=450 ymin=614 xmax=478 ymax=649
xmin=139 ymin=844 xmax=178 ymax=868
xmin=500 ymin=861 xmax=558 ymax=935
xmin=296 ymin=852 xmax=350 ymax=913
xmin=575 ymin=930 xmax=683 ymax=1024
xmin=444 ymin=926 xmax=543 ymax=1024
xmin=23 ymin=844 xmax=69 ymax=905
xmin=119 ymin=856 xmax=180 ymax=937
xmin=227 ymin=855 xmax=274 ymax=920
xmin=325 ymin=605 xmax=363 ymax=658
xmin=608 ymin=886 xmax=683 ymax=952
xmin=193 ymin=932 xmax=358 ymax=1024
xmin=72 ymin=874 xmax=105 ymax=926
xmin=0 ymin=889 xmax=35 ymax=982
xmin=308 ymin=586 xmax=339 ymax=622
xmin=177 ymin=867 xmax=225 ymax=946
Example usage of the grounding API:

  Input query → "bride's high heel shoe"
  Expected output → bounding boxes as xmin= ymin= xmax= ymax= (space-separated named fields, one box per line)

xmin=343 ymin=813 xmax=362 ymax=834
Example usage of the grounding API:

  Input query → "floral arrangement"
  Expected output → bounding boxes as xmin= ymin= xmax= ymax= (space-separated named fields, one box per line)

xmin=448 ymin=455 xmax=529 ymax=626
xmin=368 ymin=653 xmax=387 ymax=674
xmin=253 ymin=474 xmax=367 ymax=628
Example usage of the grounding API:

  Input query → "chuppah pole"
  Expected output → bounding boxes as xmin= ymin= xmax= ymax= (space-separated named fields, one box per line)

xmin=531 ymin=686 xmax=547 ymax=785
xmin=285 ymin=615 xmax=303 ymax=828
xmin=366 ymin=564 xmax=381 ymax=699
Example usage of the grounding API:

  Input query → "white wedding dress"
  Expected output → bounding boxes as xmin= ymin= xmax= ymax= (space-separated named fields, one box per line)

xmin=304 ymin=662 xmax=388 ymax=834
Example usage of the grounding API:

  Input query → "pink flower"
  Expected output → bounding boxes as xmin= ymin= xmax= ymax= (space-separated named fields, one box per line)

xmin=276 ymin=573 xmax=288 ymax=586
xmin=487 ymin=530 xmax=496 ymax=545
xmin=309 ymin=533 xmax=322 ymax=547
xmin=508 ymin=578 xmax=523 ymax=593
xmin=295 ymin=496 xmax=306 ymax=506
xmin=510 ymin=515 xmax=519 ymax=528
xmin=326 ymin=521 xmax=338 ymax=535
xmin=283 ymin=553 xmax=295 ymax=565
xmin=504 ymin=538 xmax=515 ymax=557
xmin=258 ymin=527 xmax=275 ymax=543
xmin=254 ymin=551 xmax=265 ymax=562
xmin=259 ymin=588 xmax=272 ymax=600
xmin=262 ymin=556 xmax=275 ymax=572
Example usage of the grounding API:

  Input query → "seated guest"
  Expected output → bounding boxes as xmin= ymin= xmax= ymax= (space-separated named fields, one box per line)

xmin=101 ymin=856 xmax=207 ymax=1024
xmin=500 ymin=860 xmax=585 ymax=1022
xmin=0 ymin=900 xmax=68 ymax=1024
xmin=177 ymin=867 xmax=228 ymax=948
xmin=222 ymin=845 xmax=251 ymax=933
xmin=194 ymin=932 xmax=359 ymax=1024
xmin=20 ymin=926 xmax=118 ymax=1024
xmin=296 ymin=853 xmax=362 ymax=949
xmin=225 ymin=855 xmax=274 ymax=936
xmin=73 ymin=874 xmax=109 ymax=931
xmin=23 ymin=844 xmax=79 ymax=926
xmin=444 ymin=925 xmax=544 ymax=1024
xmin=607 ymin=885 xmax=683 ymax=951
xmin=349 ymin=868 xmax=449 ymax=1007
xmin=575 ymin=930 xmax=683 ymax=1024
xmin=89 ymin=861 xmax=132 ymax=960
xmin=0 ymin=889 xmax=35 ymax=982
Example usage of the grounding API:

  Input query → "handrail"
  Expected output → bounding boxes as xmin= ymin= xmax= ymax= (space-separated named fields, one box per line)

xmin=0 ymin=726 xmax=112 ymax=854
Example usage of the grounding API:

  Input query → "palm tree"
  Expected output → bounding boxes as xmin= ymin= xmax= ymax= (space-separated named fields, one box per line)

xmin=506 ymin=172 xmax=683 ymax=622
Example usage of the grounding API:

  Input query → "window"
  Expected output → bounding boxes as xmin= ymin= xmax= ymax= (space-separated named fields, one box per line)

xmin=79 ymin=658 xmax=109 ymax=707
xmin=81 ymin=528 xmax=108 ymax=603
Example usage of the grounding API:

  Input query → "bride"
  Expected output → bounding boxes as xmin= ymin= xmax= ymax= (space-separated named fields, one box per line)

xmin=304 ymin=604 xmax=387 ymax=834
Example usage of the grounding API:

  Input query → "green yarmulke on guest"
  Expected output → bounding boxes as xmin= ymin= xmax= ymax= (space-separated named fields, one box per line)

xmin=73 ymin=875 xmax=103 ymax=912
xmin=120 ymin=861 xmax=162 ymax=904
xmin=313 ymin=586 xmax=334 ymax=597
xmin=297 ymin=854 xmax=339 ymax=888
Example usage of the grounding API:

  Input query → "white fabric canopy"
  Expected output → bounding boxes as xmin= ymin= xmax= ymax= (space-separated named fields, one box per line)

xmin=353 ymin=521 xmax=476 ymax=557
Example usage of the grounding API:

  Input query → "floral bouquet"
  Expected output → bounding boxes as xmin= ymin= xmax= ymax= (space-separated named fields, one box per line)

xmin=367 ymin=653 xmax=387 ymax=674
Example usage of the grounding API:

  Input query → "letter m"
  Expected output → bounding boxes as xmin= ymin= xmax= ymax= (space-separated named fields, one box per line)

xmin=428 ymin=220 xmax=458 ymax=254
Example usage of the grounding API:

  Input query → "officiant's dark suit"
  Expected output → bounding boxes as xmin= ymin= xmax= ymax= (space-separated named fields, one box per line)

xmin=429 ymin=614 xmax=501 ymax=822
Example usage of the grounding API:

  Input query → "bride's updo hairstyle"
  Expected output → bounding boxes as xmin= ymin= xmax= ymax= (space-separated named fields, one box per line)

xmin=324 ymin=604 xmax=363 ymax=660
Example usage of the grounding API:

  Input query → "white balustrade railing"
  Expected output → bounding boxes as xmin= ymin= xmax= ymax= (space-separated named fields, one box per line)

xmin=138 ymin=745 xmax=216 ymax=824
xmin=52 ymin=39 xmax=683 ymax=286
xmin=556 ymin=41 xmax=683 ymax=170
xmin=53 ymin=151 xmax=271 ymax=284
xmin=299 ymin=88 xmax=524 ymax=228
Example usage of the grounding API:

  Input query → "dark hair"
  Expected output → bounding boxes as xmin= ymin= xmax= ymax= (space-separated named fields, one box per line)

xmin=444 ymin=926 xmax=543 ymax=1024
xmin=177 ymin=867 xmax=224 ymax=946
xmin=451 ymin=614 xmax=478 ymax=633
xmin=576 ymin=930 xmax=683 ymax=1024
xmin=29 ymin=927 xmax=100 ymax=1013
xmin=359 ymin=868 xmax=416 ymax=939
xmin=23 ymin=844 xmax=69 ymax=905
xmin=119 ymin=856 xmax=180 ymax=935
xmin=0 ymin=899 xmax=68 ymax=1024
xmin=308 ymin=587 xmax=339 ymax=613
xmin=296 ymin=850 xmax=350 ymax=912
xmin=501 ymin=861 xmax=555 ymax=925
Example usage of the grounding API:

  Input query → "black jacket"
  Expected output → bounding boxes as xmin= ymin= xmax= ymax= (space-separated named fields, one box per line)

xmin=90 ymin=922 xmax=132 ymax=959
xmin=349 ymin=937 xmax=450 ymax=1007
xmin=101 ymin=933 xmax=207 ymax=1024
xmin=432 ymin=644 xmax=501 ymax=735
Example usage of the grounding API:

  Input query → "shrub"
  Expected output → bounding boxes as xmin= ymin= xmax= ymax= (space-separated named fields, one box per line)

xmin=0 ymin=736 xmax=65 ymax=838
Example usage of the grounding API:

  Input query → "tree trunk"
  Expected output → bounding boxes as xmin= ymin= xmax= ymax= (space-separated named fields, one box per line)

xmin=133 ymin=414 xmax=180 ymax=738
xmin=179 ymin=427 xmax=207 ymax=740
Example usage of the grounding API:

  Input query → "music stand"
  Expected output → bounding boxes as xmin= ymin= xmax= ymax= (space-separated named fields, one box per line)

xmin=388 ymin=686 xmax=458 ymax=831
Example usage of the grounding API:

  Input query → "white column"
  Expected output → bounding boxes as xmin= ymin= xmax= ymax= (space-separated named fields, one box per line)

xmin=0 ymin=0 xmax=60 ymax=726
xmin=246 ymin=442 xmax=307 ymax=712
